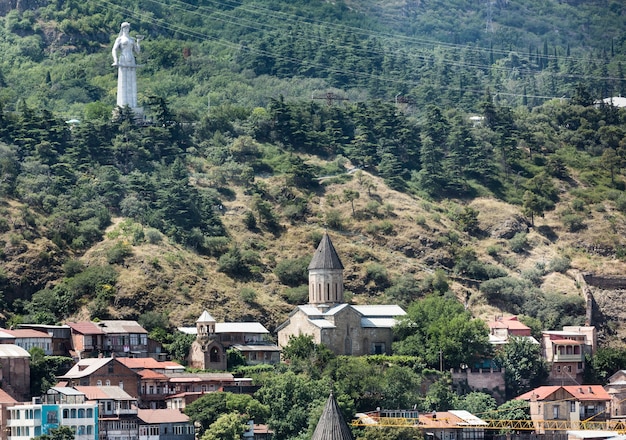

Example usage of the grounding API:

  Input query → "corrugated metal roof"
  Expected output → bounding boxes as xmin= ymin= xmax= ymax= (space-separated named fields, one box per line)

xmin=215 ymin=322 xmax=269 ymax=333
xmin=311 ymin=393 xmax=354 ymax=440
xmin=449 ymin=410 xmax=488 ymax=426
xmin=49 ymin=387 xmax=86 ymax=396
xmin=196 ymin=310 xmax=215 ymax=323
xmin=230 ymin=344 xmax=281 ymax=352
xmin=324 ymin=304 xmax=350 ymax=316
xmin=74 ymin=386 xmax=135 ymax=400
xmin=309 ymin=319 xmax=336 ymax=329
xmin=360 ymin=317 xmax=399 ymax=328
xmin=58 ymin=357 xmax=114 ymax=379
xmin=0 ymin=344 xmax=30 ymax=358
xmin=308 ymin=233 xmax=344 ymax=270
xmin=177 ymin=322 xmax=270 ymax=335
xmin=352 ymin=305 xmax=406 ymax=317
xmin=96 ymin=320 xmax=147 ymax=334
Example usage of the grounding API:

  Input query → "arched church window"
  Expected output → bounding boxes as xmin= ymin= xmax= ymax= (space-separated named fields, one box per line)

xmin=210 ymin=346 xmax=220 ymax=363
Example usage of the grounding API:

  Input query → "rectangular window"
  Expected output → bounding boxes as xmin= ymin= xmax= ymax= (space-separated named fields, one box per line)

xmin=553 ymin=405 xmax=560 ymax=419
xmin=571 ymin=402 xmax=576 ymax=412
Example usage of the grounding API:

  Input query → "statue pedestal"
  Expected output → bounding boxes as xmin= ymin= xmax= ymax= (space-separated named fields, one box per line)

xmin=111 ymin=106 xmax=145 ymax=123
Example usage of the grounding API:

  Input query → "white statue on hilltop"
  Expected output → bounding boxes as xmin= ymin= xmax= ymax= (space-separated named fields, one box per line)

xmin=112 ymin=22 xmax=143 ymax=109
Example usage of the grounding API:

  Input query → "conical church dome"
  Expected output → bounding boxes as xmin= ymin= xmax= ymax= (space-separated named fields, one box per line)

xmin=308 ymin=233 xmax=344 ymax=270
xmin=311 ymin=393 xmax=354 ymax=440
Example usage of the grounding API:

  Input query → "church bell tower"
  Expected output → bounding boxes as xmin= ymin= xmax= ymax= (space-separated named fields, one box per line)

xmin=308 ymin=233 xmax=344 ymax=307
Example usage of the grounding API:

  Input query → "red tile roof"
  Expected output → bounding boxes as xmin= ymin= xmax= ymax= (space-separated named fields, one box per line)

xmin=0 ymin=388 xmax=18 ymax=403
xmin=551 ymin=339 xmax=583 ymax=345
xmin=116 ymin=358 xmax=163 ymax=369
xmin=564 ymin=385 xmax=610 ymax=401
xmin=517 ymin=385 xmax=610 ymax=402
xmin=487 ymin=316 xmax=531 ymax=331
xmin=138 ymin=369 xmax=169 ymax=380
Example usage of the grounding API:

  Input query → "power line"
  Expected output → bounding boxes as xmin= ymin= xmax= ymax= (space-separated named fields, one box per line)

xmin=92 ymin=0 xmax=623 ymax=102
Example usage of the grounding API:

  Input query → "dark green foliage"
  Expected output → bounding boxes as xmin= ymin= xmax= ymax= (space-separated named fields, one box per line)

xmin=281 ymin=334 xmax=335 ymax=376
xmin=585 ymin=347 xmax=626 ymax=383
xmin=509 ymin=232 xmax=528 ymax=253
xmin=166 ymin=332 xmax=195 ymax=365
xmin=255 ymin=371 xmax=329 ymax=440
xmin=281 ymin=285 xmax=309 ymax=305
xmin=365 ymin=263 xmax=390 ymax=288
xmin=495 ymin=336 xmax=548 ymax=399
xmin=29 ymin=348 xmax=73 ymax=397
xmin=393 ymin=295 xmax=492 ymax=369
xmin=25 ymin=265 xmax=118 ymax=322
xmin=106 ymin=241 xmax=133 ymax=264
xmin=184 ymin=392 xmax=269 ymax=437
xmin=274 ymin=257 xmax=309 ymax=287
xmin=33 ymin=426 xmax=75 ymax=440
xmin=138 ymin=311 xmax=170 ymax=332
xmin=227 ymin=348 xmax=247 ymax=370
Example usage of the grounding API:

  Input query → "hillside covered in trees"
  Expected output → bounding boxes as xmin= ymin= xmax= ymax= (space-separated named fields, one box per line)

xmin=1 ymin=0 xmax=626 ymax=348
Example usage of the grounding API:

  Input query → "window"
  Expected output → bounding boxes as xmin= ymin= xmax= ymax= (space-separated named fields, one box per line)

xmin=97 ymin=380 xmax=102 ymax=386
xmin=105 ymin=380 xmax=111 ymax=386
xmin=553 ymin=405 xmax=560 ymax=419
xmin=63 ymin=409 xmax=70 ymax=419
xmin=119 ymin=381 xmax=124 ymax=389
xmin=372 ymin=343 xmax=385 ymax=355
xmin=108 ymin=364 xmax=114 ymax=373
xmin=130 ymin=334 xmax=139 ymax=346
xmin=78 ymin=409 xmax=85 ymax=418
xmin=86 ymin=408 xmax=93 ymax=418
xmin=571 ymin=402 xmax=576 ymax=412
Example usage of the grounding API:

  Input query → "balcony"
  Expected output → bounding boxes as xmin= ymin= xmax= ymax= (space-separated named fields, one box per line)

xmin=553 ymin=353 xmax=584 ymax=362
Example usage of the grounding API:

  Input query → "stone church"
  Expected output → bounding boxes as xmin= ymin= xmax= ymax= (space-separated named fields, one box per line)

xmin=276 ymin=233 xmax=406 ymax=356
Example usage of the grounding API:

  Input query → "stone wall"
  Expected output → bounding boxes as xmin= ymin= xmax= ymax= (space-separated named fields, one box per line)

xmin=451 ymin=367 xmax=506 ymax=403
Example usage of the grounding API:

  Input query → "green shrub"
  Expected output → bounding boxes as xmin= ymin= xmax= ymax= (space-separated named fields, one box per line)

xmin=365 ymin=263 xmax=389 ymax=287
xmin=243 ymin=211 xmax=257 ymax=230
xmin=562 ymin=214 xmax=586 ymax=232
xmin=240 ymin=287 xmax=257 ymax=303
xmin=571 ymin=198 xmax=586 ymax=212
xmin=325 ymin=210 xmax=344 ymax=230
xmin=281 ymin=285 xmax=309 ymax=304
xmin=63 ymin=259 xmax=85 ymax=277
xmin=106 ymin=242 xmax=133 ymax=264
xmin=549 ymin=256 xmax=571 ymax=273
xmin=509 ymin=233 xmax=528 ymax=253
xmin=308 ymin=231 xmax=323 ymax=247
xmin=0 ymin=218 xmax=9 ymax=233
xmin=145 ymin=228 xmax=162 ymax=244
xmin=204 ymin=236 xmax=230 ymax=257
xmin=521 ymin=267 xmax=544 ymax=286
xmin=487 ymin=244 xmax=502 ymax=257
xmin=615 ymin=195 xmax=626 ymax=212
xmin=274 ymin=257 xmax=309 ymax=286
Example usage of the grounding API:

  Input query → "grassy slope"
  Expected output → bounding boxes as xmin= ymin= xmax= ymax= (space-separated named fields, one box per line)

xmin=11 ymin=160 xmax=616 ymax=337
